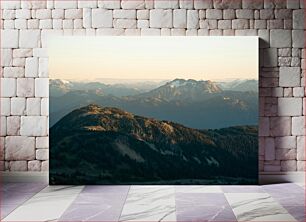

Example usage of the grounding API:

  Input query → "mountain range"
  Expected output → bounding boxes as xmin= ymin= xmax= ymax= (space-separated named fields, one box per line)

xmin=50 ymin=78 xmax=258 ymax=129
xmin=217 ymin=79 xmax=258 ymax=92
xmin=49 ymin=79 xmax=167 ymax=97
xmin=50 ymin=104 xmax=258 ymax=185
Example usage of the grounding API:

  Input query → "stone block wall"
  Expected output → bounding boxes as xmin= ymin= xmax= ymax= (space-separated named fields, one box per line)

xmin=0 ymin=0 xmax=305 ymax=173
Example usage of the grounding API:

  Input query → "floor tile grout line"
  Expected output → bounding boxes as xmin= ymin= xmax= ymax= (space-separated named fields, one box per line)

xmin=2 ymin=184 xmax=48 ymax=219
xmin=222 ymin=192 xmax=239 ymax=222
xmin=3 ymin=184 xmax=51 ymax=221
xmin=118 ymin=185 xmax=132 ymax=222
xmin=267 ymin=193 xmax=305 ymax=222
xmin=174 ymin=188 xmax=178 ymax=222
xmin=56 ymin=185 xmax=87 ymax=221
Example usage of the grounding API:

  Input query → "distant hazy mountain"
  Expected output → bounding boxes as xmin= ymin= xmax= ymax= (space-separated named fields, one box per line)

xmin=50 ymin=78 xmax=258 ymax=128
xmin=50 ymin=104 xmax=258 ymax=185
xmin=138 ymin=79 xmax=222 ymax=101
xmin=49 ymin=79 xmax=165 ymax=97
xmin=217 ymin=79 xmax=258 ymax=92
xmin=49 ymin=79 xmax=73 ymax=97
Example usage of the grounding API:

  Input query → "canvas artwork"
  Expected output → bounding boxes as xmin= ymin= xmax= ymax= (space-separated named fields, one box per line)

xmin=49 ymin=37 xmax=258 ymax=185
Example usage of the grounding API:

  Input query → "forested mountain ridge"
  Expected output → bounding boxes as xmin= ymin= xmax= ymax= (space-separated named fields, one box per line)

xmin=50 ymin=104 xmax=258 ymax=185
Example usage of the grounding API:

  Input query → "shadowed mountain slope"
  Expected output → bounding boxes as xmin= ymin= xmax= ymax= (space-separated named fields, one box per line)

xmin=50 ymin=104 xmax=258 ymax=185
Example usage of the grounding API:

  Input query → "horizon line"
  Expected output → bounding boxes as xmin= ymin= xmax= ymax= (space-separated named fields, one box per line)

xmin=50 ymin=77 xmax=259 ymax=81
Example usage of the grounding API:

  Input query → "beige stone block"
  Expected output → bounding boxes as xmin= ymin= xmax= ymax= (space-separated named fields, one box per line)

xmin=1 ymin=30 xmax=19 ymax=48
xmin=7 ymin=116 xmax=21 ymax=136
xmin=17 ymin=78 xmax=34 ymax=97
xmin=25 ymin=57 xmax=38 ymax=78
xmin=297 ymin=136 xmax=305 ymax=161
xmin=150 ymin=9 xmax=172 ymax=28
xmin=279 ymin=67 xmax=301 ymax=87
xmin=173 ymin=9 xmax=187 ymax=28
xmin=98 ymin=0 xmax=120 ymax=9
xmin=41 ymin=160 xmax=49 ymax=171
xmin=26 ymin=98 xmax=41 ymax=116
xmin=36 ymin=137 xmax=49 ymax=149
xmin=275 ymin=136 xmax=297 ymax=149
xmin=114 ymin=9 xmax=136 ymax=18
xmin=92 ymin=9 xmax=113 ymax=28
xmin=9 ymin=161 xmax=27 ymax=171
xmin=281 ymin=160 xmax=297 ymax=171
xmin=276 ymin=148 xmax=297 ymax=160
xmin=270 ymin=117 xmax=291 ymax=136
xmin=36 ymin=149 xmax=49 ymax=160
xmin=1 ymin=117 xmax=7 ymax=137
xmin=20 ymin=116 xmax=48 ymax=136
xmin=19 ymin=30 xmax=40 ymax=48
xmin=1 ymin=98 xmax=11 ymax=116
xmin=154 ymin=0 xmax=178 ymax=9
xmin=140 ymin=28 xmax=161 ymax=36
xmin=1 ymin=78 xmax=16 ymax=98
xmin=292 ymin=116 xmax=305 ymax=136
xmin=278 ymin=98 xmax=302 ymax=116
xmin=54 ymin=1 xmax=77 ymax=9
xmin=11 ymin=97 xmax=26 ymax=115
xmin=28 ymin=160 xmax=41 ymax=171
xmin=187 ymin=10 xmax=199 ymax=29
xmin=265 ymin=137 xmax=275 ymax=160
xmin=3 ymin=67 xmax=24 ymax=78
xmin=35 ymin=78 xmax=49 ymax=97
xmin=5 ymin=136 xmax=35 ymax=160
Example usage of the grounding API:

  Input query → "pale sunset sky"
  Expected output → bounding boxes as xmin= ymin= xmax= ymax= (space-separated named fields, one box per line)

xmin=48 ymin=36 xmax=258 ymax=82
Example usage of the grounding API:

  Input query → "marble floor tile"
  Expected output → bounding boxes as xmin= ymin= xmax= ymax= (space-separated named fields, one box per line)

xmin=59 ymin=193 xmax=128 ymax=221
xmin=72 ymin=192 xmax=128 ymax=205
xmin=119 ymin=186 xmax=176 ymax=222
xmin=3 ymin=186 xmax=84 ymax=221
xmin=175 ymin=185 xmax=222 ymax=193
xmin=38 ymin=185 xmax=84 ymax=194
xmin=262 ymin=183 xmax=304 ymax=193
xmin=177 ymin=205 xmax=236 ymax=222
xmin=2 ymin=183 xmax=305 ymax=222
xmin=270 ymin=192 xmax=305 ymax=206
xmin=1 ymin=205 xmax=18 ymax=219
xmin=82 ymin=185 xmax=130 ymax=194
xmin=1 ymin=192 xmax=35 ymax=205
xmin=176 ymin=193 xmax=236 ymax=221
xmin=222 ymin=185 xmax=264 ymax=193
xmin=1 ymin=182 xmax=47 ymax=193
xmin=59 ymin=203 xmax=123 ymax=222
xmin=283 ymin=205 xmax=305 ymax=222
xmin=0 ymin=183 xmax=46 ymax=220
xmin=59 ymin=186 xmax=130 ymax=221
xmin=295 ymin=183 xmax=305 ymax=188
xmin=225 ymin=193 xmax=297 ymax=221
xmin=177 ymin=193 xmax=229 ymax=205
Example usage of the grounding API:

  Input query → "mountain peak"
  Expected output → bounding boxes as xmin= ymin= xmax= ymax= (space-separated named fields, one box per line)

xmin=166 ymin=79 xmax=221 ymax=91
xmin=50 ymin=79 xmax=71 ymax=86
xmin=85 ymin=103 xmax=101 ymax=110
xmin=82 ymin=103 xmax=102 ymax=112
xmin=77 ymin=104 xmax=135 ymax=121
xmin=167 ymin=78 xmax=198 ymax=87
xmin=136 ymin=78 xmax=223 ymax=102
xmin=167 ymin=79 xmax=188 ymax=87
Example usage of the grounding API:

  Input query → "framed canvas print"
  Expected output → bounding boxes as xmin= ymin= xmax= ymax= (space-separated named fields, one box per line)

xmin=49 ymin=36 xmax=258 ymax=185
